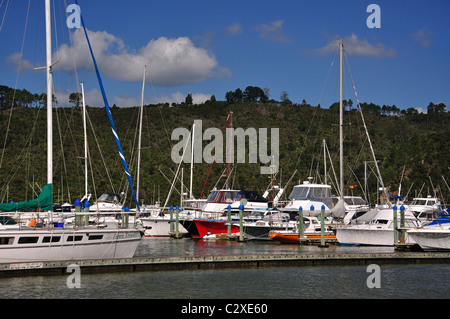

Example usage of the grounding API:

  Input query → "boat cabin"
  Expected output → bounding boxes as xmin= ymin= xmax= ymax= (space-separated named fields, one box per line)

xmin=206 ymin=189 xmax=241 ymax=204
xmin=409 ymin=196 xmax=441 ymax=223
xmin=97 ymin=193 xmax=124 ymax=204
xmin=288 ymin=183 xmax=333 ymax=209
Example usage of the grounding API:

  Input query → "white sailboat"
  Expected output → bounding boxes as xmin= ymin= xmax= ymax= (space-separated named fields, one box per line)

xmin=0 ymin=0 xmax=142 ymax=264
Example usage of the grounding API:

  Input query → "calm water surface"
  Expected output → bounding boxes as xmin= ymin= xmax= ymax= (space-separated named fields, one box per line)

xmin=1 ymin=238 xmax=449 ymax=299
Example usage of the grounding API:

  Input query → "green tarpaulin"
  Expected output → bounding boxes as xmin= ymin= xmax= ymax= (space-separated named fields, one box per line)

xmin=0 ymin=184 xmax=52 ymax=212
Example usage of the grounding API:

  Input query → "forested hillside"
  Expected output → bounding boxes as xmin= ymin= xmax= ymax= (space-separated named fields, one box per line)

xmin=1 ymin=84 xmax=449 ymax=208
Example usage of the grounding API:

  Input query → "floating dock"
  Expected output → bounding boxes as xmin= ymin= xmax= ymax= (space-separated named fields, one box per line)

xmin=1 ymin=251 xmax=450 ymax=277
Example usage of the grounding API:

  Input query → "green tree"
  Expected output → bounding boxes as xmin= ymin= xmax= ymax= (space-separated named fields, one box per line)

xmin=185 ymin=93 xmax=193 ymax=105
xmin=69 ymin=92 xmax=82 ymax=107
xmin=243 ymin=86 xmax=267 ymax=103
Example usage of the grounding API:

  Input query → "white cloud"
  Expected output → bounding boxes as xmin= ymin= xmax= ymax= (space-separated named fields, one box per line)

xmin=410 ymin=28 xmax=432 ymax=48
xmin=9 ymin=28 xmax=229 ymax=87
xmin=226 ymin=23 xmax=243 ymax=35
xmin=5 ymin=52 xmax=34 ymax=70
xmin=254 ymin=20 xmax=292 ymax=43
xmin=312 ymin=33 xmax=396 ymax=58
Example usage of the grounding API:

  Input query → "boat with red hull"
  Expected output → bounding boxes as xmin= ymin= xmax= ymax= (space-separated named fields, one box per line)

xmin=194 ymin=218 xmax=240 ymax=238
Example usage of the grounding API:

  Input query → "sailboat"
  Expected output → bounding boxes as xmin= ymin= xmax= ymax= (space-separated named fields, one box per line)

xmin=269 ymin=42 xmax=354 ymax=243
xmin=0 ymin=0 xmax=142 ymax=264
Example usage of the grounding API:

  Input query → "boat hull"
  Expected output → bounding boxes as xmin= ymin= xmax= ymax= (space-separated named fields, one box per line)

xmin=407 ymin=229 xmax=450 ymax=250
xmin=0 ymin=228 xmax=142 ymax=264
xmin=244 ymin=224 xmax=295 ymax=241
xmin=194 ymin=219 xmax=240 ymax=238
xmin=141 ymin=217 xmax=187 ymax=237
xmin=336 ymin=227 xmax=416 ymax=246
xmin=268 ymin=231 xmax=336 ymax=243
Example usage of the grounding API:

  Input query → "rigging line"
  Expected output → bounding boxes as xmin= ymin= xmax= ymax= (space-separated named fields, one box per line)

xmin=145 ymin=66 xmax=172 ymax=149
xmin=54 ymin=101 xmax=71 ymax=203
xmin=0 ymin=0 xmax=31 ymax=170
xmin=0 ymin=107 xmax=42 ymax=194
xmin=200 ymin=113 xmax=231 ymax=198
xmin=344 ymin=48 xmax=390 ymax=207
xmin=75 ymin=0 xmax=139 ymax=211
xmin=0 ymin=0 xmax=10 ymax=32
xmin=85 ymin=110 xmax=115 ymax=193
xmin=63 ymin=0 xmax=81 ymax=97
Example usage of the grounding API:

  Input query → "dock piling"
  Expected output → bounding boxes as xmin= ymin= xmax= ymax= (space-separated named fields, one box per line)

xmin=318 ymin=205 xmax=329 ymax=248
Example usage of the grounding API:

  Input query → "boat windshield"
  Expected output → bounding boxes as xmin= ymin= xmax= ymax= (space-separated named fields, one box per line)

xmin=344 ymin=197 xmax=367 ymax=205
xmin=289 ymin=186 xmax=331 ymax=200
xmin=206 ymin=190 xmax=240 ymax=203
xmin=97 ymin=193 xmax=121 ymax=203
xmin=207 ymin=191 xmax=221 ymax=202
xmin=221 ymin=191 xmax=240 ymax=203
xmin=411 ymin=199 xmax=427 ymax=206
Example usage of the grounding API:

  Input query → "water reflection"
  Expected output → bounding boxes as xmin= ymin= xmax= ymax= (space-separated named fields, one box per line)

xmin=134 ymin=237 xmax=394 ymax=258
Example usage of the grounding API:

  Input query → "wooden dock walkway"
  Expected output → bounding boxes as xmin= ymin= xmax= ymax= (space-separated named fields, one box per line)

xmin=1 ymin=251 xmax=450 ymax=277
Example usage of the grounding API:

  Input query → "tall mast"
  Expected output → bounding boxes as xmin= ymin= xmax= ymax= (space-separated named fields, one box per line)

xmin=45 ymin=0 xmax=52 ymax=188
xmin=81 ymin=82 xmax=88 ymax=197
xmin=189 ymin=122 xmax=195 ymax=199
xmin=339 ymin=41 xmax=344 ymax=200
xmin=137 ymin=65 xmax=146 ymax=204
xmin=227 ymin=111 xmax=233 ymax=189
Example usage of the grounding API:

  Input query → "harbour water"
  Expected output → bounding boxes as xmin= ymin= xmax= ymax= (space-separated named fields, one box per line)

xmin=1 ymin=237 xmax=450 ymax=300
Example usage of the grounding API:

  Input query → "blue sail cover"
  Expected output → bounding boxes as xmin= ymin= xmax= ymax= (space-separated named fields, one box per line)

xmin=76 ymin=1 xmax=140 ymax=211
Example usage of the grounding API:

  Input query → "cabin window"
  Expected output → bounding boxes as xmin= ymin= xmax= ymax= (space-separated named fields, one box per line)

xmin=0 ymin=237 xmax=14 ymax=245
xmin=18 ymin=237 xmax=39 ymax=244
xmin=88 ymin=235 xmax=103 ymax=240
xmin=372 ymin=219 xmax=388 ymax=225
xmin=67 ymin=235 xmax=83 ymax=242
xmin=289 ymin=187 xmax=309 ymax=200
xmin=43 ymin=236 xmax=61 ymax=243
xmin=207 ymin=191 xmax=221 ymax=202
xmin=221 ymin=191 xmax=239 ymax=203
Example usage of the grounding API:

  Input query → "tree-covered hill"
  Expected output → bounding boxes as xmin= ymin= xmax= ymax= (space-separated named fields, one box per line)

xmin=1 ymin=84 xmax=449 ymax=208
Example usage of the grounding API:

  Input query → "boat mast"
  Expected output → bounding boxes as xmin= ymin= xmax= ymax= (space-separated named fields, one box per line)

xmin=81 ymin=82 xmax=88 ymax=198
xmin=45 ymin=0 xmax=52 ymax=190
xmin=189 ymin=122 xmax=195 ymax=199
xmin=137 ymin=65 xmax=146 ymax=204
xmin=339 ymin=41 xmax=344 ymax=201
xmin=227 ymin=111 xmax=233 ymax=189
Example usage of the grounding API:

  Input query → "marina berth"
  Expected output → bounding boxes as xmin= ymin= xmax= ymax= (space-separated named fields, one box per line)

xmin=140 ymin=205 xmax=189 ymax=238
xmin=407 ymin=208 xmax=450 ymax=250
xmin=0 ymin=219 xmax=142 ymax=264
xmin=408 ymin=196 xmax=442 ymax=225
xmin=268 ymin=215 xmax=337 ymax=243
xmin=0 ymin=0 xmax=143 ymax=264
xmin=242 ymin=210 xmax=294 ymax=241
xmin=336 ymin=205 xmax=421 ymax=246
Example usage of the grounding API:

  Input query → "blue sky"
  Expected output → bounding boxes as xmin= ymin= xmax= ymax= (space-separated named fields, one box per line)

xmin=0 ymin=0 xmax=449 ymax=112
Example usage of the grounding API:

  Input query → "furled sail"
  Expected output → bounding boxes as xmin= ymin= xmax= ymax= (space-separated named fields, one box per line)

xmin=0 ymin=184 xmax=52 ymax=212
